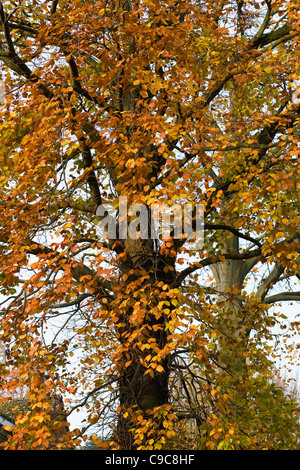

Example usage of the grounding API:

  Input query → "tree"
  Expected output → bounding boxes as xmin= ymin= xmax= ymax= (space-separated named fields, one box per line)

xmin=0 ymin=0 xmax=299 ymax=450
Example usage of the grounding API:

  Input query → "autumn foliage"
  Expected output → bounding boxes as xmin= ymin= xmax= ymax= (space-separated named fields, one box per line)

xmin=0 ymin=0 xmax=300 ymax=450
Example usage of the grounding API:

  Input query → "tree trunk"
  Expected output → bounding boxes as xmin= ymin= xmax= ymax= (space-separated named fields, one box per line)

xmin=113 ymin=238 xmax=175 ymax=449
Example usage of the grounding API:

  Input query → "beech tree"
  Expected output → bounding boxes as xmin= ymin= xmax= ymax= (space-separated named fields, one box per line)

xmin=0 ymin=0 xmax=299 ymax=450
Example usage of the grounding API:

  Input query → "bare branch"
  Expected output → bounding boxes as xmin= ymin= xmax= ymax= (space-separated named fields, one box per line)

xmin=0 ymin=2 xmax=15 ymax=53
xmin=67 ymin=54 xmax=96 ymax=102
xmin=48 ymin=293 xmax=92 ymax=309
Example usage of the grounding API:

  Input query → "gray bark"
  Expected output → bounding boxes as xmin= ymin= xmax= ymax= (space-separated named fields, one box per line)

xmin=210 ymin=234 xmax=256 ymax=375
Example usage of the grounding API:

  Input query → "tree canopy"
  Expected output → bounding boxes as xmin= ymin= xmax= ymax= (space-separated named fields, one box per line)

xmin=0 ymin=0 xmax=299 ymax=450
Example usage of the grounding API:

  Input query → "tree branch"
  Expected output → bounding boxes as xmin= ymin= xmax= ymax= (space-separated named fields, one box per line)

xmin=50 ymin=0 xmax=59 ymax=15
xmin=24 ymin=241 xmax=114 ymax=299
xmin=174 ymin=248 xmax=262 ymax=287
xmin=0 ymin=44 xmax=55 ymax=100
xmin=66 ymin=377 xmax=119 ymax=416
xmin=204 ymin=224 xmax=262 ymax=248
xmin=251 ymin=0 xmax=272 ymax=43
xmin=197 ymin=22 xmax=294 ymax=111
xmin=67 ymin=54 xmax=96 ymax=102
xmin=5 ymin=21 xmax=38 ymax=36
xmin=252 ymin=24 xmax=291 ymax=48
xmin=48 ymin=293 xmax=92 ymax=309
xmin=0 ymin=2 xmax=15 ymax=53
xmin=264 ymin=291 xmax=300 ymax=304
xmin=81 ymin=144 xmax=102 ymax=210
xmin=255 ymin=262 xmax=285 ymax=301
